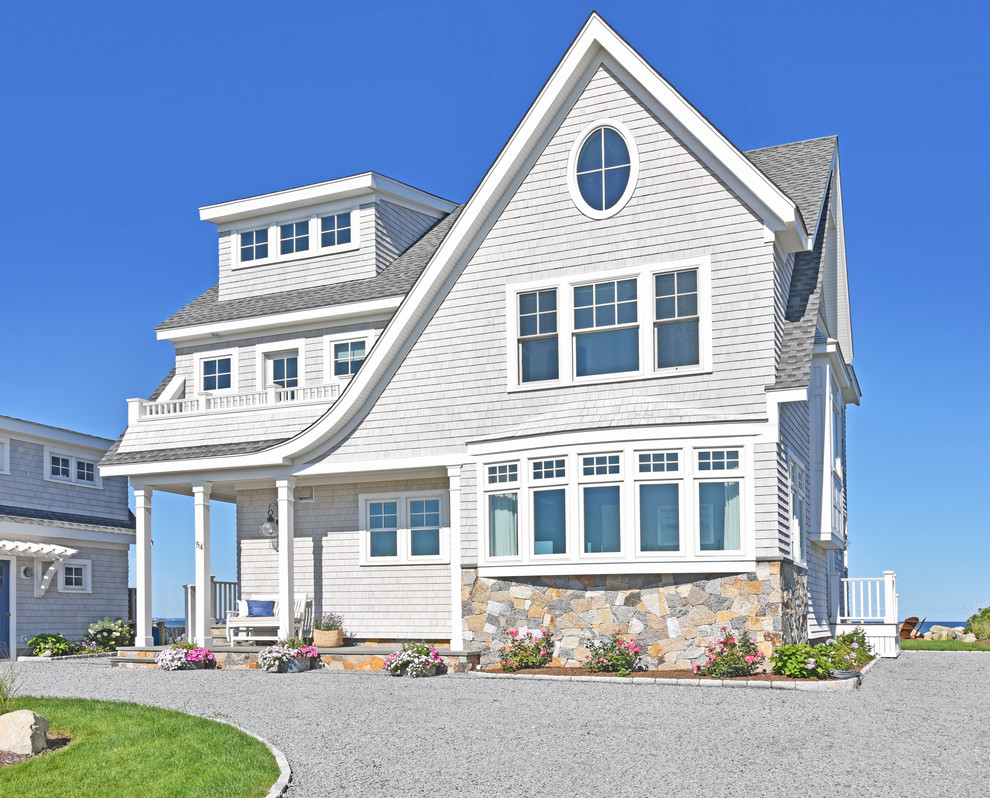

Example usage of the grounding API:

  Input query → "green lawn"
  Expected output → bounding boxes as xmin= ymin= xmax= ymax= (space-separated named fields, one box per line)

xmin=901 ymin=639 xmax=990 ymax=652
xmin=2 ymin=697 xmax=279 ymax=797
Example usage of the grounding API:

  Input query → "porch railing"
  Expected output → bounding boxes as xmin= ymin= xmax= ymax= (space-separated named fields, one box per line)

xmin=838 ymin=571 xmax=898 ymax=625
xmin=130 ymin=384 xmax=339 ymax=422
xmin=183 ymin=578 xmax=239 ymax=642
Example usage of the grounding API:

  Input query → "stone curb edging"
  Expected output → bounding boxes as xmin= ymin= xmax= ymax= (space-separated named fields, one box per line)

xmin=213 ymin=718 xmax=292 ymax=798
xmin=17 ymin=652 xmax=115 ymax=662
xmin=464 ymin=656 xmax=881 ymax=692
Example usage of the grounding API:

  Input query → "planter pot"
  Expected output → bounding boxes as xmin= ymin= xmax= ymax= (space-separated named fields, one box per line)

xmin=313 ymin=628 xmax=343 ymax=648
xmin=277 ymin=656 xmax=314 ymax=674
xmin=183 ymin=660 xmax=209 ymax=670
xmin=409 ymin=664 xmax=439 ymax=678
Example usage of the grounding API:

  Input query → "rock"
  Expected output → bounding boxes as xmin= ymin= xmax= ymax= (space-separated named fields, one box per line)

xmin=39 ymin=650 xmax=52 ymax=658
xmin=0 ymin=710 xmax=49 ymax=755
xmin=963 ymin=633 xmax=978 ymax=643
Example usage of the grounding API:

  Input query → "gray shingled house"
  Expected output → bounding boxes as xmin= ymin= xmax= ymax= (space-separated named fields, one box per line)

xmin=102 ymin=14 xmax=882 ymax=669
xmin=1 ymin=415 xmax=135 ymax=657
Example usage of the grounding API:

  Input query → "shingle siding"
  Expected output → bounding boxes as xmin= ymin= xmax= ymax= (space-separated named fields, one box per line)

xmin=375 ymin=200 xmax=439 ymax=273
xmin=237 ymin=478 xmax=452 ymax=638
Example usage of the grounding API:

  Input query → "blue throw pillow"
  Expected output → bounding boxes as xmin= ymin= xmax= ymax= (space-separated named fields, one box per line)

xmin=246 ymin=600 xmax=276 ymax=617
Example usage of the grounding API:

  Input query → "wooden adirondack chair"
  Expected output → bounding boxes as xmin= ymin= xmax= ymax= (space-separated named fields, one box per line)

xmin=899 ymin=616 xmax=920 ymax=639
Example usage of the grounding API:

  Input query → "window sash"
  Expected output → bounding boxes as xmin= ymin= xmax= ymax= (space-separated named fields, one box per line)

xmin=583 ymin=485 xmax=621 ymax=554
xmin=533 ymin=489 xmax=566 ymax=555
xmin=488 ymin=493 xmax=518 ymax=557
xmin=640 ymin=483 xmax=680 ymax=552
xmin=698 ymin=481 xmax=741 ymax=551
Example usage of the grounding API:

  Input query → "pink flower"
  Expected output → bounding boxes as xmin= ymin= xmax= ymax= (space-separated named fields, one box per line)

xmin=508 ymin=630 xmax=519 ymax=637
xmin=539 ymin=649 xmax=547 ymax=655
xmin=851 ymin=642 xmax=859 ymax=649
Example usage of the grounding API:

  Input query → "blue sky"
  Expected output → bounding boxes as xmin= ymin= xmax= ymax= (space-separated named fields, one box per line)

xmin=1 ymin=1 xmax=986 ymax=620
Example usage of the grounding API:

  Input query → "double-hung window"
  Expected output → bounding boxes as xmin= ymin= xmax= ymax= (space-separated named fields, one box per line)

xmin=697 ymin=450 xmax=741 ymax=552
xmin=531 ymin=457 xmax=567 ymax=556
xmin=573 ymin=279 xmax=638 ymax=377
xmin=580 ymin=455 xmax=622 ymax=555
xmin=333 ymin=341 xmax=366 ymax=377
xmin=638 ymin=450 xmax=681 ymax=553
xmin=655 ymin=269 xmax=700 ymax=368
xmin=518 ymin=290 xmax=558 ymax=383
xmin=486 ymin=463 xmax=519 ymax=558
xmin=361 ymin=492 xmax=448 ymax=564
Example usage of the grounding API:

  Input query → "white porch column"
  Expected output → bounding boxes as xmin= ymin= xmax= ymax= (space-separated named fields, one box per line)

xmin=883 ymin=571 xmax=898 ymax=624
xmin=134 ymin=488 xmax=153 ymax=647
xmin=193 ymin=483 xmax=212 ymax=648
xmin=277 ymin=478 xmax=295 ymax=641
xmin=447 ymin=465 xmax=464 ymax=651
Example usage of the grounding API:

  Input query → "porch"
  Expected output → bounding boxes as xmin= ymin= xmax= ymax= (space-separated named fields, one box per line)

xmin=836 ymin=571 xmax=901 ymax=658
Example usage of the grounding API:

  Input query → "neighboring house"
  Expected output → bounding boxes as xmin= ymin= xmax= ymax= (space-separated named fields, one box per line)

xmin=0 ymin=415 xmax=135 ymax=657
xmin=102 ymin=14 xmax=862 ymax=669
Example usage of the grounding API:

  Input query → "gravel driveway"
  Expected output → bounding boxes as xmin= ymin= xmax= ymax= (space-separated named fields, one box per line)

xmin=11 ymin=652 xmax=990 ymax=797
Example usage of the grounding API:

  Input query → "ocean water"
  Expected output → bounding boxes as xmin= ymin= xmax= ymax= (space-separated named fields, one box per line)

xmin=152 ymin=618 xmax=185 ymax=626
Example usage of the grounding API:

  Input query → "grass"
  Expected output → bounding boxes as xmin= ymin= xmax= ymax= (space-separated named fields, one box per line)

xmin=901 ymin=639 xmax=990 ymax=652
xmin=2 ymin=697 xmax=280 ymax=797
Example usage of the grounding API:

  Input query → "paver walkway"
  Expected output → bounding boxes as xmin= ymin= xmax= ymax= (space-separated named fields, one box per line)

xmin=12 ymin=652 xmax=990 ymax=797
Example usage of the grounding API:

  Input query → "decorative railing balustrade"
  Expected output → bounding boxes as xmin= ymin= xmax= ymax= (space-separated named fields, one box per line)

xmin=183 ymin=578 xmax=239 ymax=642
xmin=838 ymin=571 xmax=898 ymax=625
xmin=130 ymin=384 xmax=339 ymax=422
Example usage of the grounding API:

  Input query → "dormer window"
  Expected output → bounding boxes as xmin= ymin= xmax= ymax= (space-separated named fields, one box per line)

xmin=202 ymin=357 xmax=232 ymax=391
xmin=280 ymin=221 xmax=309 ymax=255
xmin=320 ymin=212 xmax=351 ymax=247
xmin=267 ymin=353 xmax=298 ymax=389
xmin=240 ymin=228 xmax=268 ymax=262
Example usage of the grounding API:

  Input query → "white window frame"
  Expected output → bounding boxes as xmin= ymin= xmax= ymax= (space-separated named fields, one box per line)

xmin=255 ymin=339 xmax=307 ymax=390
xmin=505 ymin=257 xmax=712 ymax=392
xmin=325 ymin=334 xmax=371 ymax=384
xmin=566 ymin=118 xmax=640 ymax=220
xmin=479 ymin=441 xmax=754 ymax=572
xmin=196 ymin=350 xmax=238 ymax=396
xmin=358 ymin=490 xmax=449 ymax=566
xmin=483 ymin=476 xmax=521 ymax=562
xmin=0 ymin=437 xmax=9 ymax=474
xmin=42 ymin=447 xmax=103 ymax=489
xmin=230 ymin=204 xmax=361 ymax=271
xmin=57 ymin=559 xmax=92 ymax=594
xmin=789 ymin=457 xmax=807 ymax=567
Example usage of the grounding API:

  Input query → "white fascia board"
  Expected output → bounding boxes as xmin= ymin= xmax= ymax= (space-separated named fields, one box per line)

xmin=829 ymin=152 xmax=855 ymax=363
xmin=0 ymin=520 xmax=135 ymax=547
xmin=813 ymin=341 xmax=861 ymax=405
xmin=199 ymin=172 xmax=456 ymax=225
xmin=0 ymin=416 xmax=112 ymax=452
xmin=156 ymin=296 xmax=403 ymax=344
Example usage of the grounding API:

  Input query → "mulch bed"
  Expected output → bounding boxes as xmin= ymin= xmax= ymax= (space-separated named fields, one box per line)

xmin=0 ymin=736 xmax=71 ymax=768
xmin=483 ymin=665 xmax=867 ymax=682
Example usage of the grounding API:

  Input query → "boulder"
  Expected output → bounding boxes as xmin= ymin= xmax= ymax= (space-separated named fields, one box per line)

xmin=0 ymin=710 xmax=49 ymax=755
xmin=963 ymin=633 xmax=978 ymax=643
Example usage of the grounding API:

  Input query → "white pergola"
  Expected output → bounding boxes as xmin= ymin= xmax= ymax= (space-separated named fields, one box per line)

xmin=0 ymin=538 xmax=78 ymax=596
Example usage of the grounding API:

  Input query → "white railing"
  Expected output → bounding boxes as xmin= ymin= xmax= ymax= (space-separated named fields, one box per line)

xmin=839 ymin=571 xmax=898 ymax=624
xmin=131 ymin=383 xmax=339 ymax=422
xmin=183 ymin=578 xmax=239 ymax=642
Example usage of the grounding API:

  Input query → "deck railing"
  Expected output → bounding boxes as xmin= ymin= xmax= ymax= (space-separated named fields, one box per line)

xmin=838 ymin=571 xmax=898 ymax=625
xmin=130 ymin=383 xmax=339 ymax=422
xmin=183 ymin=578 xmax=239 ymax=641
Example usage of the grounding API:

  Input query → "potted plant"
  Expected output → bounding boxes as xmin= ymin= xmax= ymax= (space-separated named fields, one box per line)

xmin=155 ymin=638 xmax=216 ymax=670
xmin=382 ymin=642 xmax=447 ymax=677
xmin=258 ymin=638 xmax=320 ymax=673
xmin=312 ymin=612 xmax=344 ymax=648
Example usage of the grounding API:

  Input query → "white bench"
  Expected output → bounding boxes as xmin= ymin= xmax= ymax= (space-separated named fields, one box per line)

xmin=225 ymin=594 xmax=313 ymax=645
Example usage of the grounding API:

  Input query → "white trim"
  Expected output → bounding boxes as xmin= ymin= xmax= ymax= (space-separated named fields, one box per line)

xmin=255 ymin=338 xmax=307 ymax=390
xmin=0 ymin=417 xmax=112 ymax=451
xmin=42 ymin=446 xmax=103 ymax=490
xmin=788 ymin=455 xmax=808 ymax=568
xmin=199 ymin=171 xmax=455 ymax=225
xmin=479 ymin=559 xmax=757 ymax=578
xmin=324 ymin=333 xmax=371 ymax=385
xmin=505 ymin=256 xmax=712 ymax=392
xmin=0 ymin=556 xmax=15 ymax=657
xmin=0 ymin=436 xmax=9 ymax=474
xmin=566 ymin=118 xmax=640 ymax=220
xmin=194 ymin=350 xmax=239 ymax=396
xmin=57 ymin=558 xmax=92 ymax=594
xmin=357 ymin=489 xmax=450 ymax=566
xmin=156 ymin=297 xmax=402 ymax=344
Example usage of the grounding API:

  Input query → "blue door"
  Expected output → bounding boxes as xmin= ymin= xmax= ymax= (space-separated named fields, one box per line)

xmin=0 ymin=560 xmax=9 ymax=658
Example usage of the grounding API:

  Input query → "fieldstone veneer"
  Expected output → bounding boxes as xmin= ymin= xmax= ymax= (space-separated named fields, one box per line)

xmin=462 ymin=563 xmax=808 ymax=670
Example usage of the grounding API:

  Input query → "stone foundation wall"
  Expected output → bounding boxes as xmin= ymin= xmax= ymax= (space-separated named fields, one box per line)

xmin=462 ymin=563 xmax=809 ymax=670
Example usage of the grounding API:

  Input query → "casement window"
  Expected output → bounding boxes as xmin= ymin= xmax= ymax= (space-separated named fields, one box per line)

xmin=202 ymin=357 xmax=232 ymax=392
xmin=240 ymin=228 xmax=269 ymax=262
xmin=320 ymin=212 xmax=351 ymax=247
xmin=359 ymin=491 xmax=448 ymax=565
xmin=789 ymin=460 xmax=806 ymax=564
xmin=267 ymin=353 xmax=298 ymax=389
xmin=279 ymin=221 xmax=309 ymax=255
xmin=507 ymin=258 xmax=710 ymax=390
xmin=481 ymin=445 xmax=749 ymax=569
xmin=58 ymin=559 xmax=92 ymax=593
xmin=567 ymin=119 xmax=640 ymax=219
xmin=333 ymin=341 xmax=366 ymax=378
xmin=45 ymin=450 xmax=102 ymax=488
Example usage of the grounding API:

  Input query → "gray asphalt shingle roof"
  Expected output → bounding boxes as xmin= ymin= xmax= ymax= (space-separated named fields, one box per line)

xmin=157 ymin=207 xmax=463 ymax=331
xmin=0 ymin=504 xmax=136 ymax=533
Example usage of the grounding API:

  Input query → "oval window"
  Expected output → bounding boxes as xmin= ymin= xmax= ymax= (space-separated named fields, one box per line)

xmin=576 ymin=126 xmax=631 ymax=212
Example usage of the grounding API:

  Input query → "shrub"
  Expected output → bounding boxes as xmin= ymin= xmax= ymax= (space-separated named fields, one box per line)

xmin=771 ymin=643 xmax=833 ymax=679
xmin=0 ymin=659 xmax=20 ymax=715
xmin=313 ymin=612 xmax=344 ymax=631
xmin=694 ymin=627 xmax=765 ymax=678
xmin=498 ymin=629 xmax=553 ymax=672
xmin=583 ymin=636 xmax=642 ymax=675
xmin=965 ymin=607 xmax=990 ymax=639
xmin=25 ymin=632 xmax=77 ymax=656
xmin=827 ymin=628 xmax=873 ymax=667
xmin=257 ymin=638 xmax=319 ymax=672
xmin=382 ymin=641 xmax=447 ymax=677
xmin=85 ymin=617 xmax=134 ymax=650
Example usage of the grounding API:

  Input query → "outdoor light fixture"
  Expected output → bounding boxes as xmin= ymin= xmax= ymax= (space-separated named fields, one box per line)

xmin=260 ymin=503 xmax=279 ymax=551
